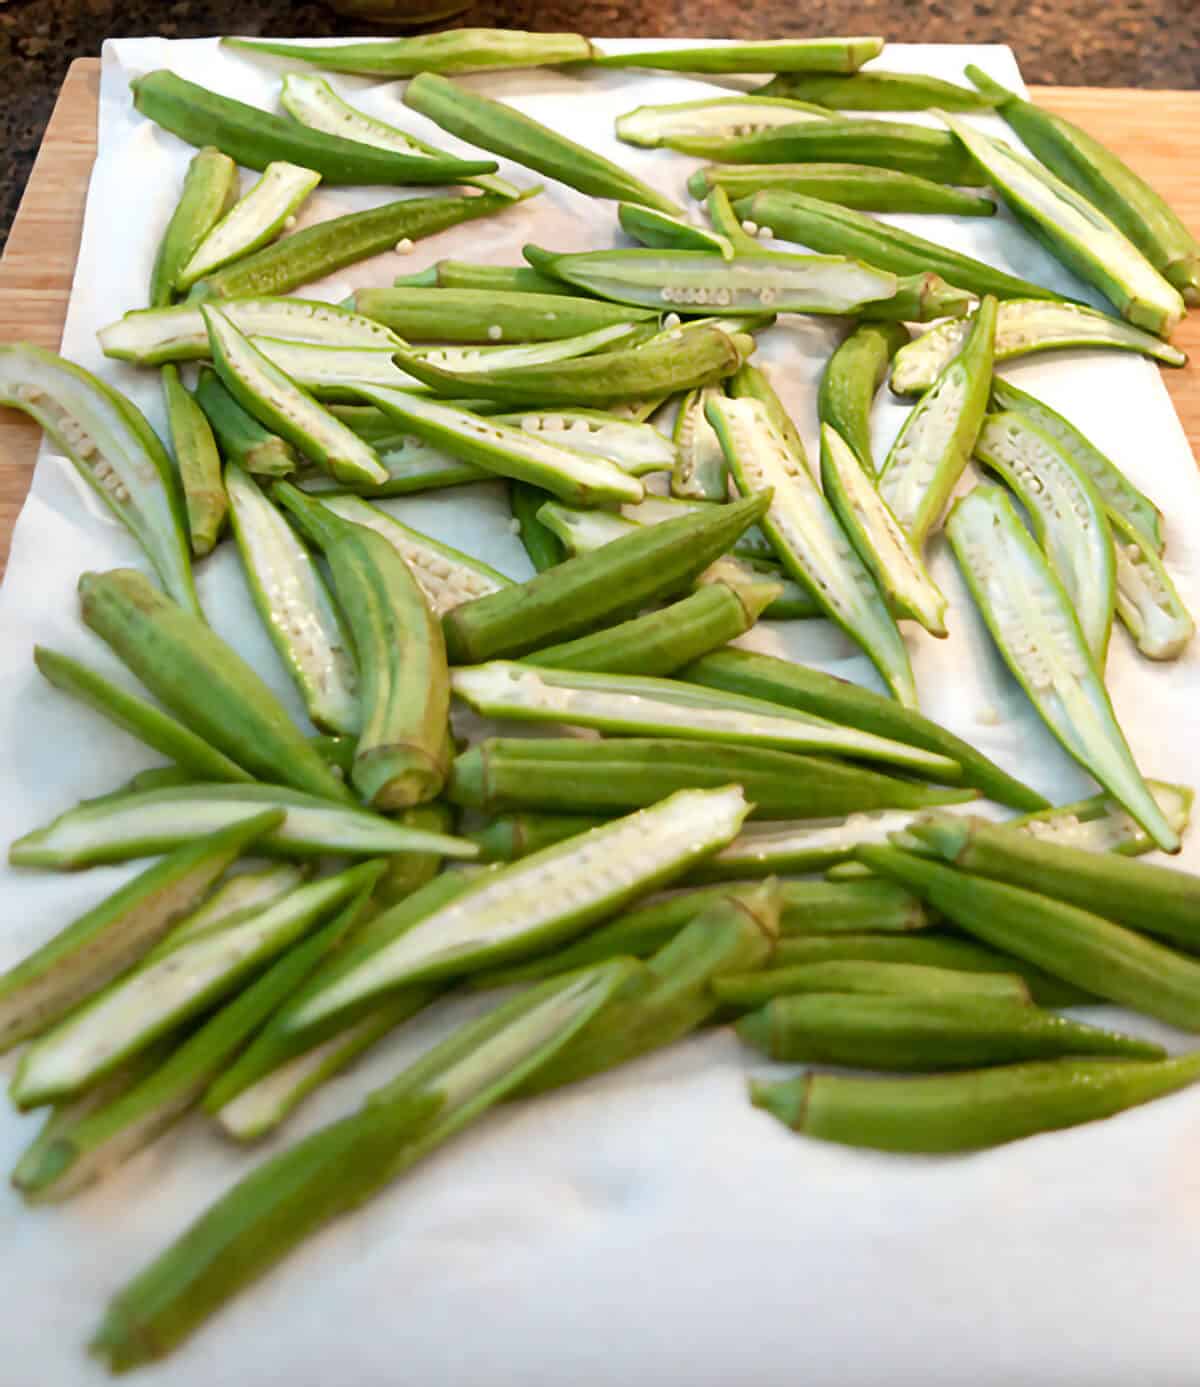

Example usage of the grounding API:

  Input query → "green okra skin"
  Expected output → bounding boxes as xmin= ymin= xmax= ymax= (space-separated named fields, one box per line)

xmin=716 ymin=958 xmax=1032 ymax=1008
xmin=680 ymin=647 xmax=1049 ymax=812
xmin=389 ymin=321 xmax=753 ymax=408
xmin=160 ymin=365 xmax=227 ymax=557
xmin=148 ymin=863 xmax=310 ymax=954
xmin=878 ymin=295 xmax=997 ymax=546
xmin=510 ymin=482 xmax=564 ymax=572
xmin=618 ymin=96 xmax=835 ymax=153
xmin=441 ymin=490 xmax=770 ymax=664
xmin=753 ymin=1052 xmax=1200 ymax=1152
xmin=373 ymin=803 xmax=458 ymax=908
xmin=618 ymin=202 xmax=734 ymax=258
xmin=689 ymin=162 xmax=997 ymax=216
xmin=704 ymin=185 xmax=770 ymax=258
xmin=861 ymin=845 xmax=1200 ymax=1030
xmin=672 ymin=119 xmax=988 ymax=186
xmin=9 ymin=783 xmax=475 ymax=869
xmin=989 ymin=376 xmax=1164 ymax=554
xmin=404 ymin=72 xmax=684 ymax=217
xmin=467 ymin=813 xmax=609 ymax=863
xmin=451 ymin=664 xmax=961 ymax=776
xmin=818 ymin=321 xmax=909 ymax=475
xmin=448 ymin=737 xmax=977 ymax=819
xmin=820 ymin=423 xmax=950 ymax=637
xmin=939 ymin=111 xmax=1185 ymax=337
xmin=1108 ymin=508 xmax=1195 ymax=660
xmin=0 ymin=810 xmax=282 ymax=1054
xmin=0 ymin=344 xmax=198 ymax=616
xmin=893 ymin=301 xmax=1187 ymax=395
xmin=672 ymin=384 xmax=731 ymax=499
xmin=149 ymin=147 xmax=238 ymax=308
xmin=857 ymin=273 xmax=974 ymax=324
xmin=765 ymin=932 xmax=1094 ymax=1008
xmin=738 ymin=190 xmax=1059 ymax=303
xmin=906 ymin=813 xmax=1200 ymax=953
xmin=300 ymin=446 xmax=488 ymax=498
xmin=724 ymin=360 xmax=810 ymax=464
xmin=351 ymin=287 xmax=654 ymax=344
xmin=1011 ymin=780 xmax=1192 ymax=857
xmin=405 ymin=259 xmax=581 ymax=296
xmin=193 ymin=367 xmax=296 ymax=477
xmin=193 ymin=191 xmax=519 ymax=301
xmin=522 ymin=574 xmax=778 ymax=677
xmin=280 ymin=786 xmax=752 ymax=1035
xmin=78 ymin=569 xmax=353 ymax=803
xmin=738 ymin=991 xmax=1163 ymax=1070
xmin=757 ymin=70 xmax=997 ymax=111
xmin=203 ymin=305 xmax=387 ymax=489
xmin=593 ymin=37 xmax=884 ymax=74
xmin=975 ymin=411 xmax=1116 ymax=662
xmin=32 ymin=646 xmax=251 ymax=785
xmin=947 ymin=486 xmax=1177 ymax=852
xmin=273 ymin=484 xmax=450 ymax=810
xmin=965 ymin=65 xmax=1200 ymax=304
xmin=706 ymin=393 xmax=920 ymax=709
xmin=224 ymin=29 xmax=597 ymax=76
xmin=131 ymin=71 xmax=497 ymax=186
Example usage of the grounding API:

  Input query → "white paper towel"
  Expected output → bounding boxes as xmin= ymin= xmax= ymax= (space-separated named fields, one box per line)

xmin=1 ymin=38 xmax=1199 ymax=1386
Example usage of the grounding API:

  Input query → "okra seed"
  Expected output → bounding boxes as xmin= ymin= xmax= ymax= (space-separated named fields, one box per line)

xmin=395 ymin=239 xmax=414 ymax=255
xmin=758 ymin=226 xmax=774 ymax=240
xmin=284 ymin=216 xmax=297 ymax=231
xmin=664 ymin=313 xmax=681 ymax=329
xmin=487 ymin=326 xmax=503 ymax=341
xmin=741 ymin=220 xmax=758 ymax=235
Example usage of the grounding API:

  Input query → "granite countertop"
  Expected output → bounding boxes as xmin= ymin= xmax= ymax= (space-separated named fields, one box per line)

xmin=1 ymin=0 xmax=1199 ymax=250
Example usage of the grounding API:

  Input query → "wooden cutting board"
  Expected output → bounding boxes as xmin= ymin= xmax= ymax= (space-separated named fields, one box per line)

xmin=1 ymin=57 xmax=1198 ymax=579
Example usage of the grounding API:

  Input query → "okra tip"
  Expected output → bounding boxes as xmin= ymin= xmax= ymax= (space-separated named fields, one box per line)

xmin=898 ymin=812 xmax=972 ymax=860
xmin=735 ymin=1008 xmax=772 ymax=1052
xmin=748 ymin=1074 xmax=808 ymax=1130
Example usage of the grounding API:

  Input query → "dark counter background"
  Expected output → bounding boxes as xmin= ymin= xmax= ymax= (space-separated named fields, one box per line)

xmin=1 ymin=0 xmax=1198 ymax=251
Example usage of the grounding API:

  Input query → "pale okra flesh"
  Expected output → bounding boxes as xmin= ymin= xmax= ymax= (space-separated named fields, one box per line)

xmin=946 ymin=485 xmax=1178 ymax=852
xmin=616 ymin=96 xmax=835 ymax=150
xmin=248 ymin=340 xmax=424 ymax=401
xmin=672 ymin=385 xmax=730 ymax=499
xmin=1107 ymin=507 xmax=1195 ymax=660
xmin=194 ymin=366 xmax=298 ymax=477
xmin=493 ymin=410 xmax=678 ymax=476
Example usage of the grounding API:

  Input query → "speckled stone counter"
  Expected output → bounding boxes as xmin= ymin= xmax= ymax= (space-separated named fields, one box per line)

xmin=2 ymin=0 xmax=1199 ymax=250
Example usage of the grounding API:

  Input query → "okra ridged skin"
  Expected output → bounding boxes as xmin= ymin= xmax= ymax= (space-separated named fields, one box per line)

xmin=757 ymin=70 xmax=997 ymax=112
xmin=149 ymin=146 xmax=238 ymax=308
xmin=78 ymin=569 xmax=352 ymax=803
xmin=751 ymin=1053 xmax=1200 ymax=1153
xmin=467 ymin=813 xmax=609 ymax=863
xmin=193 ymin=367 xmax=297 ymax=477
xmin=689 ymin=162 xmax=997 ymax=216
xmin=442 ymin=490 xmax=769 ymax=664
xmin=510 ymin=482 xmax=564 ymax=572
xmin=592 ymin=37 xmax=884 ymax=74
xmin=161 ymin=364 xmax=226 ymax=557
xmin=447 ymin=737 xmax=977 ymax=818
xmin=352 ymin=287 xmax=654 ymax=343
xmin=818 ymin=321 xmax=909 ymax=475
xmin=680 ymin=648 xmax=1049 ymax=812
xmin=131 ymin=71 xmax=497 ymax=185
xmin=717 ymin=958 xmax=1032 ymax=1007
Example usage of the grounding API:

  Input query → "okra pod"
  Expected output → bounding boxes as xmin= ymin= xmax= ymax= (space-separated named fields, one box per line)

xmin=0 ymin=810 xmax=281 ymax=1052
xmin=862 ymin=273 xmax=974 ymax=323
xmin=878 ymin=295 xmax=996 ymax=545
xmin=0 ymin=344 xmax=198 ymax=615
xmin=448 ymin=736 xmax=976 ymax=818
xmin=160 ymin=365 xmax=226 ymax=556
xmin=352 ymin=286 xmax=654 ymax=344
xmin=131 ymin=71 xmax=497 ymax=185
xmin=274 ymin=484 xmax=450 ymax=809
xmin=78 ymin=568 xmax=352 ymax=802
xmin=592 ymin=37 xmax=884 ymax=74
xmin=301 ymin=437 xmax=487 ymax=496
xmin=720 ymin=957 xmax=1031 ymax=1008
xmin=672 ymin=384 xmax=730 ymax=498
xmin=247 ymin=339 xmax=422 ymax=401
xmin=688 ymin=162 xmax=997 ymax=216
xmin=754 ymin=1052 xmax=1200 ymax=1152
xmin=737 ymin=190 xmax=1059 ymax=303
xmin=224 ymin=29 xmax=597 ymax=76
xmin=758 ymin=70 xmax=996 ymax=111
xmin=149 ymin=146 xmax=238 ymax=307
xmin=1014 ymin=780 xmax=1192 ymax=856
xmin=818 ymin=321 xmax=909 ymax=475
xmin=892 ymin=300 xmax=1186 ymax=394
xmin=706 ymin=393 xmax=919 ymax=707
xmin=441 ymin=490 xmax=769 ymax=663
xmin=400 ymin=259 xmax=577 ymax=296
xmin=404 ymin=73 xmax=683 ymax=216
xmin=947 ymin=486 xmax=1176 ymax=851
xmin=616 ymin=95 xmax=835 ymax=150
xmin=965 ymin=65 xmax=1200 ymax=303
xmin=681 ymin=647 xmax=1049 ymax=812
xmin=509 ymin=482 xmax=562 ymax=572
xmin=939 ymin=112 xmax=1185 ymax=336
xmin=467 ymin=813 xmax=608 ymax=862
xmin=374 ymin=802 xmax=460 ymax=907
xmin=151 ymin=864 xmax=310 ymax=952
xmin=618 ymin=202 xmax=734 ymax=258
xmin=1108 ymin=508 xmax=1194 ymax=660
xmin=975 ymin=411 xmax=1116 ymax=661
xmin=193 ymin=366 xmax=297 ymax=476
xmin=496 ymin=410 xmax=678 ymax=476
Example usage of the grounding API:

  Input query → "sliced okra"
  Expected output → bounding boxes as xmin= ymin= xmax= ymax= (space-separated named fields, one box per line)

xmin=250 ymin=338 xmax=425 ymax=401
xmin=149 ymin=146 xmax=238 ymax=307
xmin=689 ymin=162 xmax=997 ymax=216
xmin=151 ymin=863 xmax=309 ymax=954
xmin=818 ymin=321 xmax=909 ymax=475
xmin=974 ymin=411 xmax=1116 ymax=662
xmin=618 ymin=202 xmax=734 ymax=258
xmin=878 ymin=295 xmax=996 ymax=546
xmin=160 ymin=365 xmax=226 ymax=557
xmin=592 ymin=37 xmax=884 ymax=74
xmin=617 ymin=95 xmax=834 ymax=149
xmin=946 ymin=484 xmax=1178 ymax=851
xmin=410 ymin=320 xmax=647 ymax=371
xmin=865 ymin=272 xmax=974 ymax=323
xmin=1107 ymin=508 xmax=1195 ymax=660
xmin=351 ymin=285 xmax=653 ymax=343
xmin=0 ymin=344 xmax=198 ymax=616
xmin=300 ymin=437 xmax=487 ymax=497
xmin=706 ymin=394 xmax=920 ymax=708
xmin=193 ymin=366 xmax=297 ymax=477
xmin=672 ymin=384 xmax=730 ymax=499
xmin=758 ymin=69 xmax=997 ymax=111
xmin=494 ymin=409 xmax=678 ymax=476
xmin=1012 ymin=780 xmax=1192 ymax=856
xmin=226 ymin=463 xmax=359 ymax=734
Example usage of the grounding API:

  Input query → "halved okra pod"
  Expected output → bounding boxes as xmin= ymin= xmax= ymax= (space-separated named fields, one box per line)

xmin=616 ymin=95 xmax=835 ymax=150
xmin=404 ymin=72 xmax=683 ymax=215
xmin=817 ymin=321 xmax=909 ymax=475
xmin=351 ymin=286 xmax=654 ymax=343
xmin=495 ymin=410 xmax=678 ymax=476
xmin=224 ymin=28 xmax=597 ymax=75
xmin=149 ymin=146 xmax=238 ymax=307
xmin=939 ymin=111 xmax=1185 ymax=336
xmin=672 ymin=384 xmax=731 ymax=498
xmin=891 ymin=300 xmax=1186 ymax=394
xmin=680 ymin=647 xmax=1049 ymax=811
xmin=0 ymin=344 xmax=198 ymax=615
xmin=878 ymin=295 xmax=996 ymax=546
xmin=720 ymin=958 xmax=1032 ymax=1006
xmin=757 ymin=70 xmax=996 ymax=111
xmin=78 ymin=568 xmax=352 ymax=802
xmin=1107 ymin=508 xmax=1194 ymax=660
xmin=593 ymin=37 xmax=884 ymax=73
xmin=966 ymin=65 xmax=1200 ymax=303
xmin=946 ymin=486 xmax=1176 ymax=851
xmin=688 ymin=162 xmax=997 ymax=216
xmin=752 ymin=1052 xmax=1200 ymax=1152
xmin=1012 ymin=780 xmax=1191 ymax=856
xmin=441 ymin=490 xmax=769 ymax=663
xmin=193 ymin=366 xmax=297 ymax=476
xmin=618 ymin=202 xmax=734 ymax=258
xmin=705 ymin=392 xmax=919 ymax=708
xmin=131 ymin=71 xmax=498 ymax=185
xmin=160 ymin=364 xmax=226 ymax=556
xmin=274 ymin=484 xmax=450 ymax=809
xmin=0 ymin=810 xmax=282 ymax=1052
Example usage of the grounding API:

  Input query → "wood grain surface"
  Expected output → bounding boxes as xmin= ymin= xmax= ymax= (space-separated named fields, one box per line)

xmin=0 ymin=58 xmax=1197 ymax=579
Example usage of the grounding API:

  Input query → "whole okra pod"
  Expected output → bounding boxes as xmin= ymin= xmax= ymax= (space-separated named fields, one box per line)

xmin=223 ymin=29 xmax=597 ymax=76
xmin=817 ymin=321 xmax=909 ymax=475
xmin=161 ymin=364 xmax=226 ymax=556
xmin=756 ymin=70 xmax=997 ymax=111
xmin=592 ymin=37 xmax=884 ymax=73
xmin=688 ymin=162 xmax=996 ymax=216
xmin=149 ymin=146 xmax=237 ymax=307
